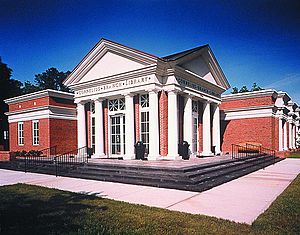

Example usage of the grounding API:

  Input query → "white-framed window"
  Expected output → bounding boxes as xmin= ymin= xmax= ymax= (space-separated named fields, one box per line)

xmin=18 ymin=122 xmax=24 ymax=146
xmin=108 ymin=98 xmax=125 ymax=112
xmin=140 ymin=94 xmax=149 ymax=108
xmin=192 ymin=101 xmax=198 ymax=153
xmin=32 ymin=120 xmax=39 ymax=145
xmin=3 ymin=130 xmax=8 ymax=140
xmin=140 ymin=94 xmax=149 ymax=151
xmin=90 ymin=102 xmax=96 ymax=153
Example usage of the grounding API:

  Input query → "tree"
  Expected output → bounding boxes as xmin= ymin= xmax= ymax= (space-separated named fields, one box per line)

xmin=0 ymin=57 xmax=23 ymax=148
xmin=231 ymin=87 xmax=239 ymax=94
xmin=22 ymin=81 xmax=40 ymax=94
xmin=251 ymin=82 xmax=263 ymax=91
xmin=239 ymin=86 xmax=249 ymax=93
xmin=33 ymin=67 xmax=71 ymax=92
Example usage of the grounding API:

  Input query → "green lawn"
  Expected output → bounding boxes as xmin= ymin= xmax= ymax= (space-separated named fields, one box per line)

xmin=288 ymin=151 xmax=300 ymax=158
xmin=0 ymin=175 xmax=300 ymax=235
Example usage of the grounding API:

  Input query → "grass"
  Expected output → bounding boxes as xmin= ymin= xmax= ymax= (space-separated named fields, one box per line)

xmin=288 ymin=151 xmax=300 ymax=158
xmin=0 ymin=175 xmax=299 ymax=235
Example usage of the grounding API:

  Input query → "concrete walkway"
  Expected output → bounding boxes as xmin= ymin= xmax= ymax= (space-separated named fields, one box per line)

xmin=0 ymin=158 xmax=299 ymax=224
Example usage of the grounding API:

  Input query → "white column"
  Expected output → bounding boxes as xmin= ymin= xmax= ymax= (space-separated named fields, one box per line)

xmin=77 ymin=101 xmax=86 ymax=149
xmin=278 ymin=118 xmax=283 ymax=151
xmin=167 ymin=90 xmax=180 ymax=159
xmin=148 ymin=90 xmax=160 ymax=160
xmin=293 ymin=124 xmax=296 ymax=148
xmin=212 ymin=103 xmax=221 ymax=155
xmin=202 ymin=101 xmax=213 ymax=156
xmin=284 ymin=120 xmax=288 ymax=150
xmin=183 ymin=96 xmax=193 ymax=150
xmin=124 ymin=93 xmax=135 ymax=159
xmin=289 ymin=120 xmax=293 ymax=149
xmin=94 ymin=98 xmax=105 ymax=158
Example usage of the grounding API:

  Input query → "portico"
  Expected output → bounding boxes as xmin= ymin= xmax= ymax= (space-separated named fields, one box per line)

xmin=63 ymin=39 xmax=230 ymax=160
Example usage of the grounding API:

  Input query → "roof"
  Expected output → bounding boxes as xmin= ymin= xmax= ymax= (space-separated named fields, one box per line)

xmin=162 ymin=44 xmax=208 ymax=61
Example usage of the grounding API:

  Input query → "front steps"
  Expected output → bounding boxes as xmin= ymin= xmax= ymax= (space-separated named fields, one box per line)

xmin=0 ymin=154 xmax=282 ymax=192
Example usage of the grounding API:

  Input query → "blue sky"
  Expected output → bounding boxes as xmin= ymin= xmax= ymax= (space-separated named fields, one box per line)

xmin=1 ymin=0 xmax=299 ymax=102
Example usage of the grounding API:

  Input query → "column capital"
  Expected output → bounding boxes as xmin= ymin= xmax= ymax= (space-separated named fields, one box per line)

xmin=167 ymin=89 xmax=180 ymax=95
xmin=93 ymin=97 xmax=104 ymax=103
xmin=124 ymin=92 xmax=135 ymax=98
xmin=147 ymin=88 xmax=160 ymax=94
xmin=75 ymin=100 xmax=87 ymax=105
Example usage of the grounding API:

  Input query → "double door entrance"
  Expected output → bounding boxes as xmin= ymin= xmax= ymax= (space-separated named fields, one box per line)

xmin=110 ymin=114 xmax=126 ymax=156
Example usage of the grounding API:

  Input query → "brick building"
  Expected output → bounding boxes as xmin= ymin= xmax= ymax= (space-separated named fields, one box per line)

xmin=221 ymin=90 xmax=300 ymax=154
xmin=4 ymin=90 xmax=77 ymax=155
xmin=3 ymin=39 xmax=300 ymax=160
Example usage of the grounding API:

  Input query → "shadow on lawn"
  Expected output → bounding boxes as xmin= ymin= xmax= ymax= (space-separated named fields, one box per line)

xmin=0 ymin=184 xmax=108 ymax=235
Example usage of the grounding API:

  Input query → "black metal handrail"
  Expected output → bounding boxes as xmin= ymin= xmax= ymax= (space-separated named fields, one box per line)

xmin=232 ymin=143 xmax=276 ymax=161
xmin=54 ymin=146 xmax=89 ymax=176
xmin=25 ymin=146 xmax=57 ymax=172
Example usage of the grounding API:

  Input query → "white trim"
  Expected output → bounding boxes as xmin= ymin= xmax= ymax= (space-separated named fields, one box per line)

xmin=17 ymin=122 xmax=24 ymax=146
xmin=5 ymin=89 xmax=74 ymax=104
xmin=222 ymin=107 xmax=275 ymax=120
xmin=32 ymin=120 xmax=39 ymax=146
xmin=7 ymin=106 xmax=77 ymax=123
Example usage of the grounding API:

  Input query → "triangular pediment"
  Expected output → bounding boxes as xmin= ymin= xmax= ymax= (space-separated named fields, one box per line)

xmin=179 ymin=55 xmax=218 ymax=85
xmin=80 ymin=51 xmax=146 ymax=83
xmin=170 ymin=45 xmax=230 ymax=90
xmin=63 ymin=38 xmax=158 ymax=86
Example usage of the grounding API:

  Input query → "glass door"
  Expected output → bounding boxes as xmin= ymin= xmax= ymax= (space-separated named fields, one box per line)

xmin=110 ymin=115 xmax=125 ymax=156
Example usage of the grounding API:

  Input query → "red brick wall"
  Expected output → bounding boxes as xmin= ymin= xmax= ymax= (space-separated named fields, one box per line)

xmin=0 ymin=151 xmax=10 ymax=161
xmin=87 ymin=110 xmax=91 ymax=148
xmin=198 ymin=102 xmax=203 ymax=152
xmin=49 ymin=97 xmax=76 ymax=108
xmin=49 ymin=119 xmax=77 ymax=154
xmin=159 ymin=91 xmax=168 ymax=156
xmin=9 ymin=96 xmax=75 ymax=112
xmin=221 ymin=117 xmax=276 ymax=152
xmin=104 ymin=101 xmax=109 ymax=155
xmin=9 ymin=119 xmax=50 ymax=152
xmin=9 ymin=97 xmax=49 ymax=112
xmin=134 ymin=95 xmax=140 ymax=141
xmin=220 ymin=96 xmax=275 ymax=110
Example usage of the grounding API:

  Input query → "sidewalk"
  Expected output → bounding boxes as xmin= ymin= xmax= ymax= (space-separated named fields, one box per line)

xmin=1 ymin=158 xmax=299 ymax=224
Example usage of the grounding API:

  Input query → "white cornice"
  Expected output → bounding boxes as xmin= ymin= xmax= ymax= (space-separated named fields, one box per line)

xmin=5 ymin=105 xmax=76 ymax=117
xmin=69 ymin=65 xmax=158 ymax=91
xmin=221 ymin=89 xmax=277 ymax=101
xmin=4 ymin=89 xmax=74 ymax=105
xmin=174 ymin=66 xmax=226 ymax=94
xmin=6 ymin=105 xmax=77 ymax=123
xmin=222 ymin=106 xmax=275 ymax=120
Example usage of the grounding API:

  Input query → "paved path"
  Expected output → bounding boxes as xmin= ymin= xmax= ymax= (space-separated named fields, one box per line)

xmin=0 ymin=158 xmax=300 ymax=224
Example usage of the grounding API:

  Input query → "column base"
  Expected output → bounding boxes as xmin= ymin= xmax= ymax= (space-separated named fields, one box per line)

xmin=91 ymin=153 xmax=106 ymax=159
xmin=165 ymin=154 xmax=182 ymax=160
xmin=201 ymin=151 xmax=214 ymax=156
xmin=147 ymin=155 xmax=160 ymax=161
xmin=123 ymin=154 xmax=136 ymax=160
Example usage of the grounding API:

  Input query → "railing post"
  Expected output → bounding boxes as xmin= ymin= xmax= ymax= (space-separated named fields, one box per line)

xmin=55 ymin=157 xmax=58 ymax=177
xmin=25 ymin=155 xmax=27 ymax=173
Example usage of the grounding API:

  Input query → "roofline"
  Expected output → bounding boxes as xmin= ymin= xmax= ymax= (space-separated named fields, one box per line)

xmin=221 ymin=89 xmax=277 ymax=101
xmin=162 ymin=44 xmax=209 ymax=61
xmin=63 ymin=38 xmax=162 ymax=85
xmin=4 ymin=89 xmax=74 ymax=105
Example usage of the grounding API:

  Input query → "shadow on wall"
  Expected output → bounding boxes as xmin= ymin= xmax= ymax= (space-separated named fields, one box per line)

xmin=220 ymin=117 xmax=230 ymax=153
